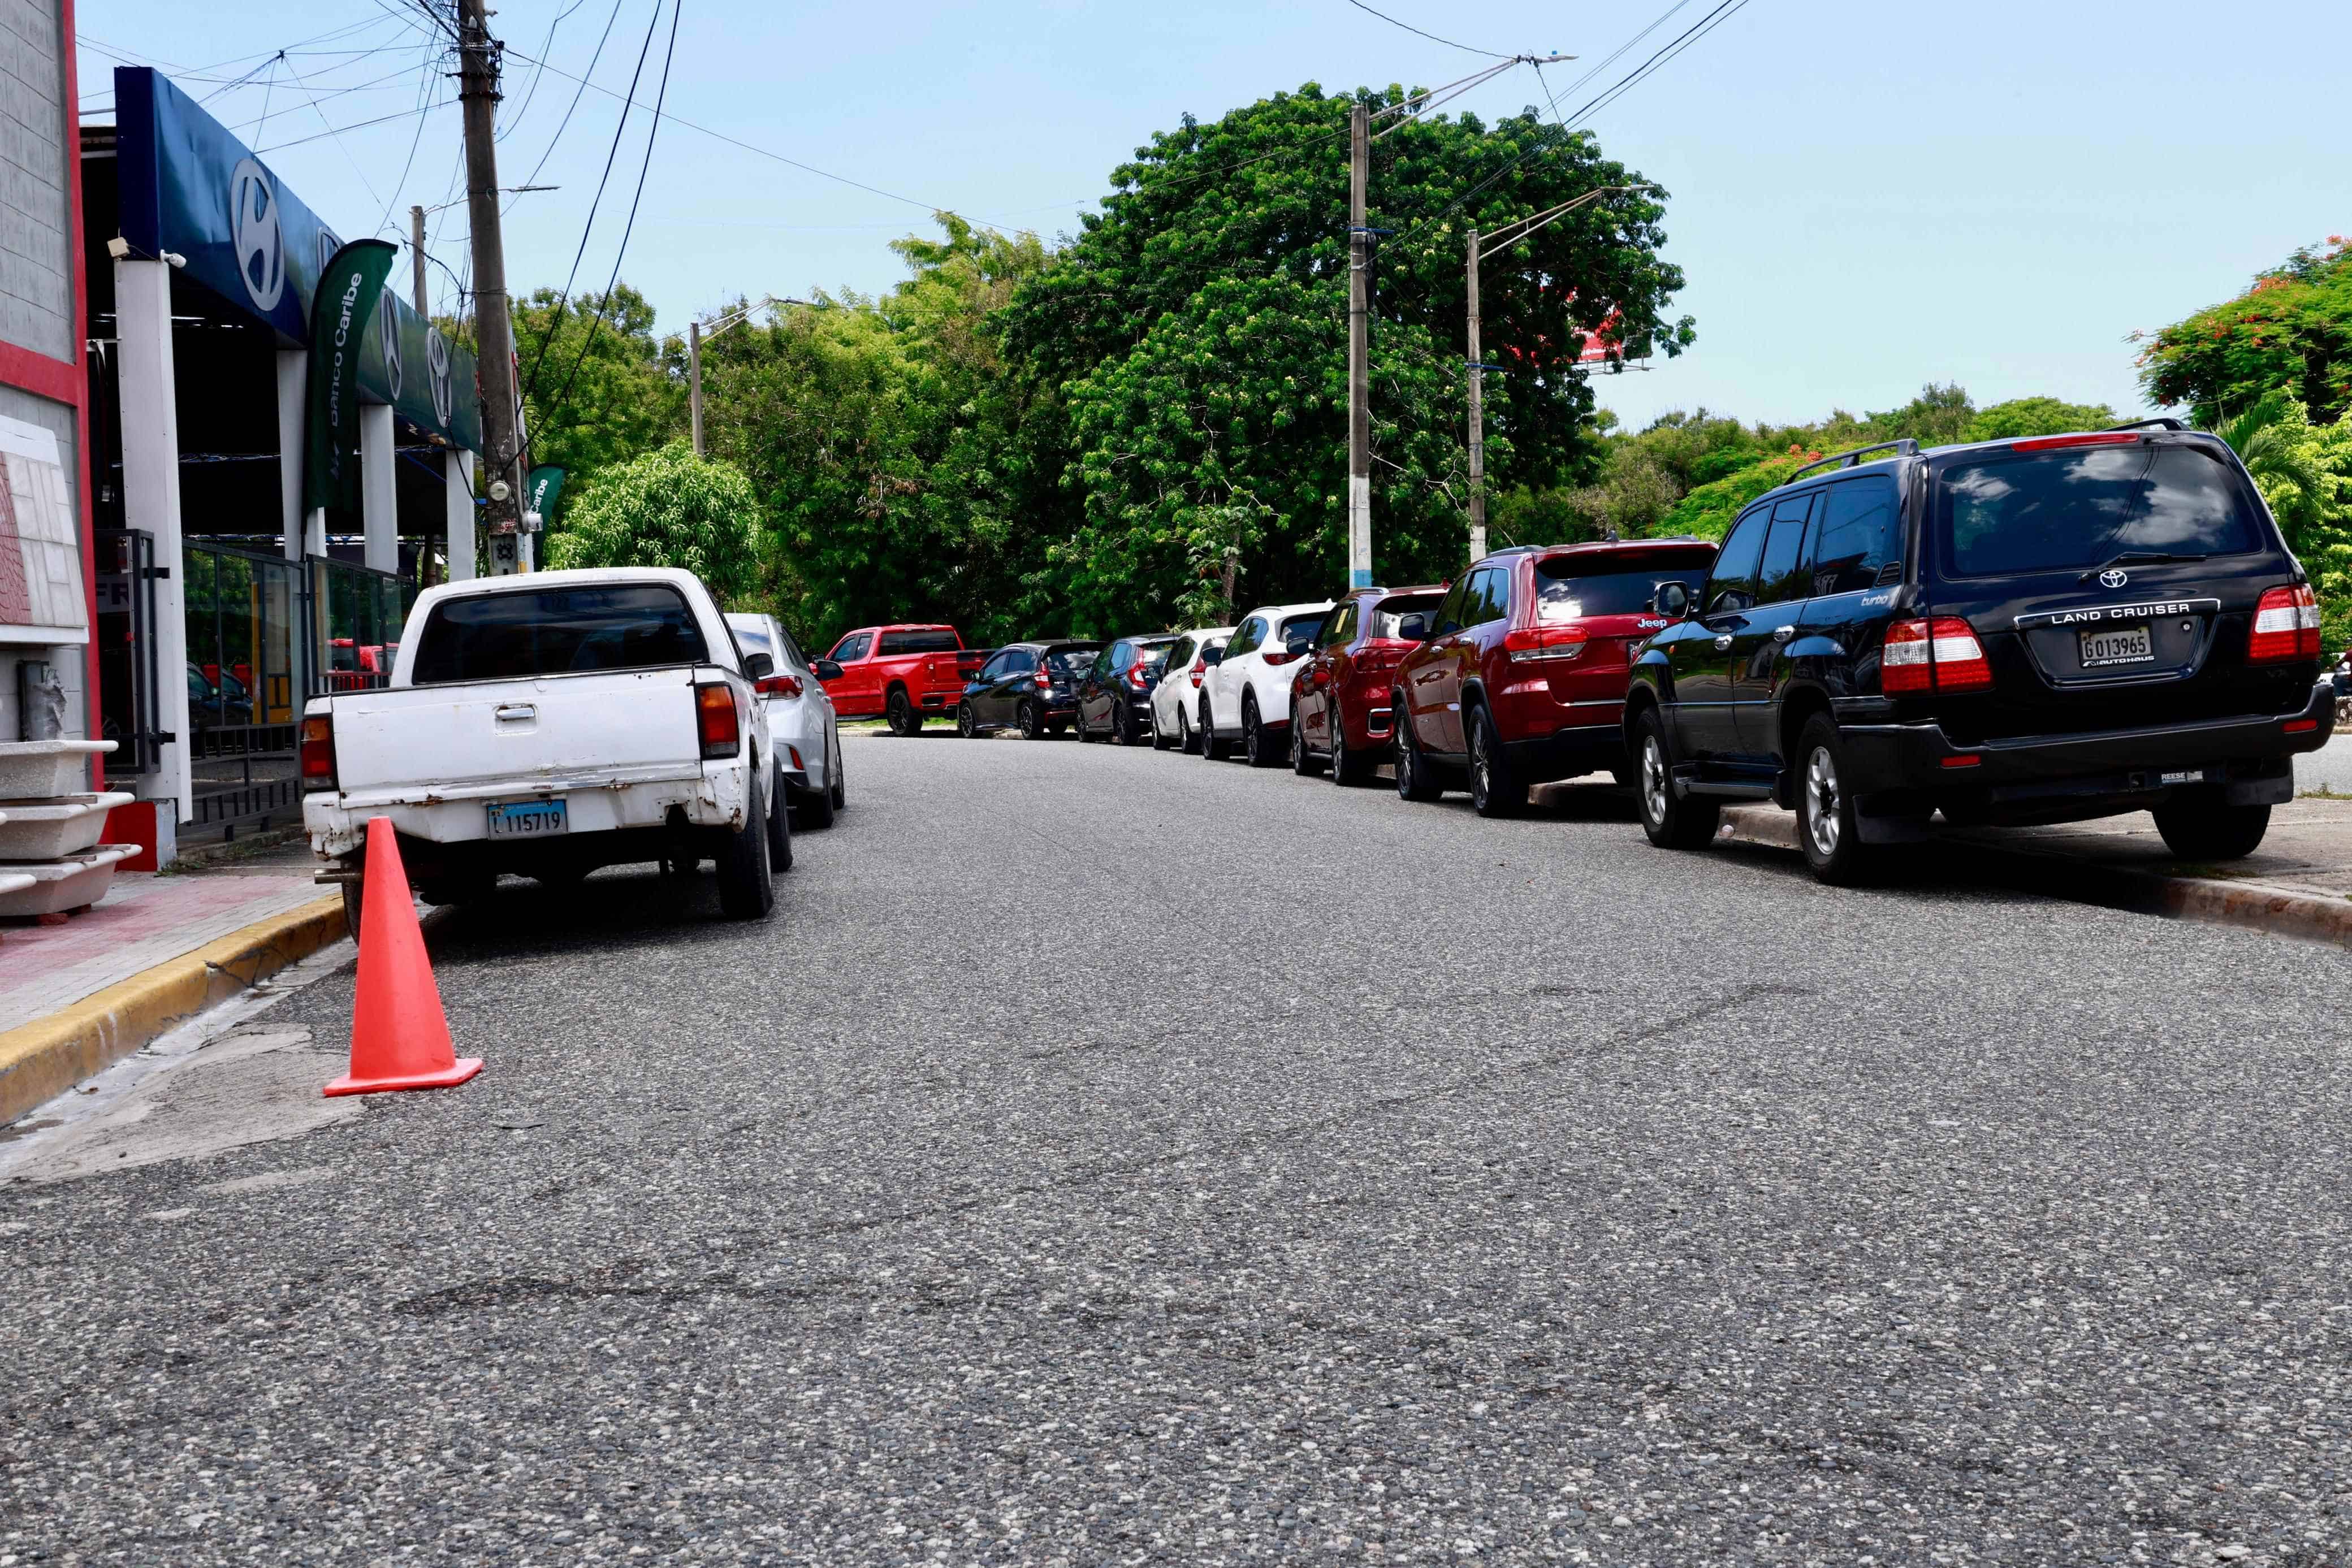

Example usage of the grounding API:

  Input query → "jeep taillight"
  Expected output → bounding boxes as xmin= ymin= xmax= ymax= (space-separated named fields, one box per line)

xmin=299 ymin=713 xmax=337 ymax=791
xmin=696 ymin=682 xmax=740 ymax=759
xmin=2249 ymin=584 xmax=2321 ymax=663
xmin=1503 ymin=627 xmax=1586 ymax=663
xmin=1882 ymin=617 xmax=1991 ymax=694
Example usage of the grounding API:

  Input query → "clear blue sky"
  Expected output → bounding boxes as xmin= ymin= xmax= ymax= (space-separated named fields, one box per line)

xmin=78 ymin=0 xmax=2352 ymax=431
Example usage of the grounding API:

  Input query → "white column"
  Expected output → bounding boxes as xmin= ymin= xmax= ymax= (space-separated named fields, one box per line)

xmin=445 ymin=449 xmax=476 ymax=582
xmin=360 ymin=402 xmax=398 ymax=575
xmin=274 ymin=349 xmax=325 ymax=560
xmin=114 ymin=257 xmax=192 ymax=831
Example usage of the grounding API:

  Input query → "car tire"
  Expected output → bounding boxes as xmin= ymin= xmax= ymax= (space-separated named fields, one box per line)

xmin=1635 ymin=707 xmax=1719 ymax=849
xmin=1467 ymin=704 xmax=1525 ymax=818
xmin=797 ymin=776 xmax=836 ymax=830
xmin=1075 ymin=705 xmax=1096 ymax=743
xmin=767 ymin=766 xmax=795 ymax=872
xmin=829 ymin=733 xmax=846 ymax=811
xmin=2153 ymin=792 xmax=2271 ymax=860
xmin=339 ymin=863 xmax=365 ymax=940
xmin=1202 ymin=699 xmax=1234 ymax=760
xmin=1151 ymin=707 xmax=1173 ymax=751
xmin=1330 ymin=721 xmax=1373 ymax=787
xmin=1394 ymin=695 xmax=1443 ymax=803
xmin=1119 ymin=707 xmax=1147 ymax=747
xmin=1019 ymin=700 xmax=1047 ymax=740
xmin=957 ymin=700 xmax=982 ymax=739
xmin=1795 ymin=714 xmax=1880 ymax=884
xmin=885 ymin=688 xmax=920 ymax=736
xmin=1243 ymin=695 xmax=1277 ymax=768
xmin=715 ymin=769 xmax=777 ymax=920
xmin=1291 ymin=713 xmax=1326 ymax=776
xmin=1177 ymin=709 xmax=1196 ymax=755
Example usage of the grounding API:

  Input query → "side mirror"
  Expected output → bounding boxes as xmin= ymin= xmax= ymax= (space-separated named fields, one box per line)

xmin=1653 ymin=581 xmax=1690 ymax=620
xmin=1395 ymin=611 xmax=1430 ymax=642
xmin=743 ymin=651 xmax=775 ymax=680
xmin=813 ymin=659 xmax=845 ymax=682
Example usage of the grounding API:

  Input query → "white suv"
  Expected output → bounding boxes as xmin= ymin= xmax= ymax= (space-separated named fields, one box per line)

xmin=1200 ymin=600 xmax=1332 ymax=766
xmin=727 ymin=612 xmax=843 ymax=829
xmin=1150 ymin=625 xmax=1233 ymax=753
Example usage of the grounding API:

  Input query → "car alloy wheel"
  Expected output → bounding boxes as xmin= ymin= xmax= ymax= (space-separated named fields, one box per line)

xmin=1291 ymin=716 xmax=1308 ymax=774
xmin=1177 ymin=709 xmax=1194 ymax=753
xmin=887 ymin=689 xmax=915 ymax=736
xmin=1804 ymin=743 xmax=1842 ymax=860
xmin=958 ymin=700 xmax=979 ymax=739
xmin=1640 ymin=732 xmax=1670 ymax=831
xmin=1021 ymin=700 xmax=1044 ymax=739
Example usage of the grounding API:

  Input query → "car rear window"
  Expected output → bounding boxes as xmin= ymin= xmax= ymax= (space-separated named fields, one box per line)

xmin=411 ymin=584 xmax=710 ymax=685
xmin=1938 ymin=443 xmax=2265 ymax=578
xmin=877 ymin=629 xmax=960 ymax=655
xmin=1534 ymin=553 xmax=1711 ymax=621
xmin=730 ymin=624 xmax=773 ymax=656
xmin=1369 ymin=594 xmax=1442 ymax=639
xmin=1278 ymin=612 xmax=1326 ymax=653
xmin=1045 ymin=646 xmax=1099 ymax=679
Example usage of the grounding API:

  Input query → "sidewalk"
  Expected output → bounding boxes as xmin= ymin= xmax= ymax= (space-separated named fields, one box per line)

xmin=0 ymin=841 xmax=346 ymax=1127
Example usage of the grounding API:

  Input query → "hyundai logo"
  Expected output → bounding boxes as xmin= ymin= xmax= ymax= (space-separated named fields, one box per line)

xmin=227 ymin=159 xmax=284 ymax=312
xmin=380 ymin=287 xmax=403 ymax=400
xmin=2100 ymin=568 xmax=2130 ymax=589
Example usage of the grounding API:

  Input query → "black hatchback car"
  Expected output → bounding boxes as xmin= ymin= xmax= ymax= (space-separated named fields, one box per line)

xmin=1625 ymin=421 xmax=2333 ymax=882
xmin=956 ymin=641 xmax=1104 ymax=739
xmin=1074 ymin=635 xmax=1178 ymax=746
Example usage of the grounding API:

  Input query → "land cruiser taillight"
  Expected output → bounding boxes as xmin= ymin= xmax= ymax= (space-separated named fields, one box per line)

xmin=696 ymin=682 xmax=740 ymax=759
xmin=299 ymin=713 xmax=337 ymax=791
xmin=1503 ymin=627 xmax=1586 ymax=662
xmin=2249 ymin=584 xmax=2322 ymax=664
xmin=1882 ymin=617 xmax=1992 ymax=694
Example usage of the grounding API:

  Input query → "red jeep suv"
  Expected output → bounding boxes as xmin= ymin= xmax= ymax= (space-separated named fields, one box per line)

xmin=1391 ymin=539 xmax=1717 ymax=816
xmin=1290 ymin=584 xmax=1445 ymax=784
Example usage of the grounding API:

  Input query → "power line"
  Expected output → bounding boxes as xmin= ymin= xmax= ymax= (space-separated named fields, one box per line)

xmin=512 ymin=0 xmax=628 ymax=211
xmin=1341 ymin=0 xmax=1515 ymax=60
xmin=375 ymin=54 xmax=449 ymax=236
xmin=521 ymin=0 xmax=665 ymax=402
xmin=543 ymin=0 xmax=682 ymax=428
xmin=253 ymin=100 xmax=438 ymax=153
xmin=500 ymin=0 xmax=589 ymax=144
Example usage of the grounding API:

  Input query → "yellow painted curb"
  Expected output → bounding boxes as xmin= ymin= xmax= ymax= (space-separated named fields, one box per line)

xmin=0 ymin=895 xmax=348 ymax=1127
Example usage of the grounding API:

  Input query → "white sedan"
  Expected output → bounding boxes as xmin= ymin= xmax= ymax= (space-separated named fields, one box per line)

xmin=1151 ymin=626 xmax=1233 ymax=753
xmin=1199 ymin=601 xmax=1332 ymax=766
xmin=727 ymin=612 xmax=844 ymax=829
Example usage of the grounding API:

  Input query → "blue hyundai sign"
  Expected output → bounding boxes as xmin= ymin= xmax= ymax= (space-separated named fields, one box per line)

xmin=114 ymin=67 xmax=482 ymax=453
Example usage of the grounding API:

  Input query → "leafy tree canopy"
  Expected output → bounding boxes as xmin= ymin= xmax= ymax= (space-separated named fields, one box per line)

xmin=512 ymin=283 xmax=684 ymax=491
xmin=2136 ymin=237 xmax=2352 ymax=427
xmin=546 ymin=440 xmax=763 ymax=603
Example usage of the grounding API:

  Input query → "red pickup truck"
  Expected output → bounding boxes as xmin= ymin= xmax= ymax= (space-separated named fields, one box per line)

xmin=819 ymin=624 xmax=985 ymax=734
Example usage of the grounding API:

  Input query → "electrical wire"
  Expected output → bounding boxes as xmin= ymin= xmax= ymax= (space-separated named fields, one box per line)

xmin=521 ymin=0 xmax=666 ymax=401
xmin=1341 ymin=0 xmax=1514 ymax=60
xmin=512 ymin=0 xmax=628 ymax=212
xmin=542 ymin=0 xmax=681 ymax=428
xmin=500 ymin=0 xmax=588 ymax=143
xmin=374 ymin=58 xmax=448 ymax=236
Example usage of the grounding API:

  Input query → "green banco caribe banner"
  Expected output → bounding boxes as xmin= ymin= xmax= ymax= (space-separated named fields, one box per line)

xmin=526 ymin=465 xmax=567 ymax=527
xmin=302 ymin=239 xmax=400 ymax=514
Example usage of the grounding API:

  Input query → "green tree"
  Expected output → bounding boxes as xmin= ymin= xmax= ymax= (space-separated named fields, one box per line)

xmin=2137 ymin=237 xmax=2352 ymax=428
xmin=1964 ymin=395 xmax=2118 ymax=443
xmin=1006 ymin=83 xmax=1692 ymax=620
xmin=511 ymin=283 xmax=684 ymax=492
xmin=2215 ymin=392 xmax=2352 ymax=648
xmin=546 ymin=441 xmax=763 ymax=602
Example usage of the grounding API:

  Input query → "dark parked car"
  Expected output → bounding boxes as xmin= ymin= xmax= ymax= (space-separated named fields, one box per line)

xmin=1074 ymin=635 xmax=1178 ymax=746
xmin=1289 ymin=584 xmax=1444 ymax=784
xmin=1625 ymin=422 xmax=2334 ymax=881
xmin=956 ymin=641 xmax=1104 ymax=739
xmin=1391 ymin=539 xmax=1718 ymax=815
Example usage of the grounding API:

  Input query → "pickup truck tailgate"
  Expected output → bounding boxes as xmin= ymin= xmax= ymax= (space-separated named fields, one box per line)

xmin=332 ymin=668 xmax=706 ymax=806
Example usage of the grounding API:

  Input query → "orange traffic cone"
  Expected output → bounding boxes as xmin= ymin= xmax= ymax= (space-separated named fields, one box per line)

xmin=325 ymin=816 xmax=483 ymax=1097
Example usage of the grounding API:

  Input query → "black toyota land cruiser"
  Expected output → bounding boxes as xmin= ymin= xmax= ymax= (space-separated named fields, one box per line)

xmin=1623 ymin=420 xmax=2334 ymax=882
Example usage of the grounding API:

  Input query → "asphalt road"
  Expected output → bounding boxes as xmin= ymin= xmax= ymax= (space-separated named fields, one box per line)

xmin=5 ymin=728 xmax=2350 ymax=1566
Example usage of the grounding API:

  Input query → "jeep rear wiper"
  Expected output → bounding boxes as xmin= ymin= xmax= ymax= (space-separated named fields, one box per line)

xmin=2078 ymin=550 xmax=2207 ymax=583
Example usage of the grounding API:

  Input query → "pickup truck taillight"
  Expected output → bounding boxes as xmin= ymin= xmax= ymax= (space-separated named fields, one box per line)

xmin=299 ymin=713 xmax=337 ymax=791
xmin=696 ymin=682 xmax=741 ymax=759
xmin=1882 ymin=617 xmax=1992 ymax=694
xmin=2249 ymin=584 xmax=2322 ymax=663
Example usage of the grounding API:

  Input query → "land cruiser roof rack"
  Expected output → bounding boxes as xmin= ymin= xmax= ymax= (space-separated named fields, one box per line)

xmin=1784 ymin=439 xmax=1919 ymax=483
xmin=2104 ymin=416 xmax=2187 ymax=432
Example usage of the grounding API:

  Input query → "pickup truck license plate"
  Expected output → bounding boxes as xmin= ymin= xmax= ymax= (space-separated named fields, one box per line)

xmin=2079 ymin=623 xmax=2154 ymax=669
xmin=486 ymin=799 xmax=568 ymax=838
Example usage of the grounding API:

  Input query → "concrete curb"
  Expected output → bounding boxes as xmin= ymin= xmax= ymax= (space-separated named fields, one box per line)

xmin=0 ymin=895 xmax=347 ymax=1127
xmin=1716 ymin=805 xmax=2352 ymax=951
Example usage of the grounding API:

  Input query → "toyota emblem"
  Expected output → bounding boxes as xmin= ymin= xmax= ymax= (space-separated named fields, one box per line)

xmin=2099 ymin=568 xmax=2129 ymax=589
xmin=227 ymin=159 xmax=284 ymax=312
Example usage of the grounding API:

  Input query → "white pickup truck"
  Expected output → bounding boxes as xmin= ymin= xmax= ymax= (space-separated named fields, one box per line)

xmin=300 ymin=567 xmax=788 ymax=926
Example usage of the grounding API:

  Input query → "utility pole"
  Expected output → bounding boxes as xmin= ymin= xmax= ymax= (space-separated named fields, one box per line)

xmin=688 ymin=319 xmax=704 ymax=456
xmin=1465 ymin=227 xmax=1486 ymax=563
xmin=456 ymin=0 xmax=524 ymax=575
xmin=408 ymin=204 xmax=429 ymax=314
xmin=1346 ymin=99 xmax=1372 ymax=591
